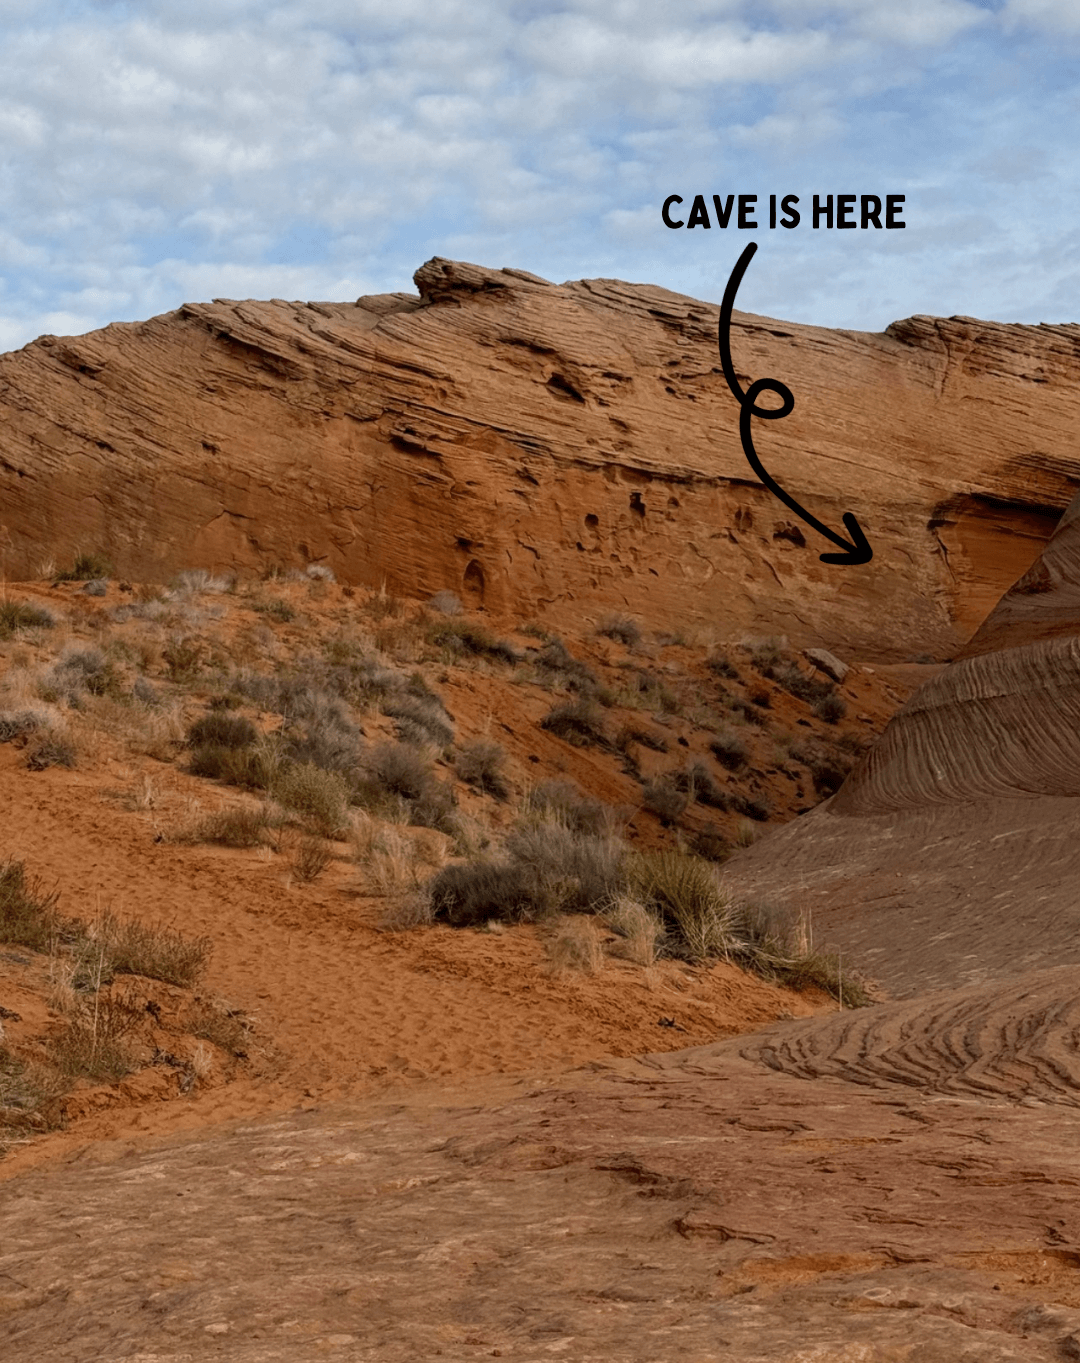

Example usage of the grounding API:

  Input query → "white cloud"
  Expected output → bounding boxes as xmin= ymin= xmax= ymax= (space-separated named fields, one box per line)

xmin=1001 ymin=0 xmax=1080 ymax=34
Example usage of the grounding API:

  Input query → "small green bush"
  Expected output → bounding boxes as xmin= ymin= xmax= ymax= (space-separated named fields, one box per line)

xmin=55 ymin=551 xmax=113 ymax=583
xmin=427 ymin=619 xmax=519 ymax=665
xmin=628 ymin=852 xmax=738 ymax=962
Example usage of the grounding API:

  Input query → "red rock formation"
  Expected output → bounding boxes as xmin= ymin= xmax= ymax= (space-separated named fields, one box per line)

xmin=2 ymin=257 xmax=1080 ymax=658
xmin=720 ymin=491 xmax=1080 ymax=996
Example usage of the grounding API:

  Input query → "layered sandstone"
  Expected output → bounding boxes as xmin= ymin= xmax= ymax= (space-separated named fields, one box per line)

xmin=3 ymin=258 xmax=1080 ymax=658
xmin=720 ymin=491 xmax=1080 ymax=996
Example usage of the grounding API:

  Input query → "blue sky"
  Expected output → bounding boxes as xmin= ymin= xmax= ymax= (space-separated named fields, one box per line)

xmin=1 ymin=0 xmax=1079 ymax=350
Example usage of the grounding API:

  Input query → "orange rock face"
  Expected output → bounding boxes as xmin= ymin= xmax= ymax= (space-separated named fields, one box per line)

xmin=2 ymin=257 xmax=1080 ymax=659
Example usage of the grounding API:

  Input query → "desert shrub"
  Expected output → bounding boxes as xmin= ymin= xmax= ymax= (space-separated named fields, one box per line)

xmin=837 ymin=731 xmax=866 ymax=756
xmin=814 ymin=694 xmax=847 ymax=725
xmin=292 ymin=835 xmax=333 ymax=883
xmin=306 ymin=564 xmax=335 ymax=582
xmin=82 ymin=578 xmax=108 ymax=597
xmin=208 ymin=692 xmax=242 ymax=711
xmin=0 ymin=860 xmax=65 ymax=950
xmin=427 ymin=619 xmax=519 ymax=665
xmin=181 ymin=805 xmax=277 ymax=850
xmin=621 ymin=668 xmax=681 ymax=714
xmin=281 ymin=708 xmax=363 ymax=774
xmin=454 ymin=739 xmax=509 ymax=800
xmin=172 ymin=569 xmax=234 ymax=594
xmin=540 ymin=697 xmax=608 ymax=748
xmin=427 ymin=860 xmax=539 ymax=927
xmin=382 ymin=694 xmax=453 ymax=748
xmin=748 ymin=638 xmax=785 ymax=673
xmin=503 ymin=822 xmax=624 ymax=914
xmin=0 ymin=709 xmax=47 ymax=743
xmin=531 ymin=638 xmax=598 ymax=693
xmin=273 ymin=763 xmax=350 ymax=836
xmin=603 ymin=896 xmax=663 ymax=965
xmin=672 ymin=761 xmax=732 ymax=810
xmin=362 ymin=741 xmax=433 ymax=801
xmin=427 ymin=590 xmax=463 ymax=615
xmin=749 ymin=686 xmax=771 ymax=709
xmin=597 ymin=614 xmax=641 ymax=647
xmin=544 ymin=915 xmax=605 ymax=974
xmin=188 ymin=742 xmax=276 ymax=787
xmin=408 ymin=778 xmax=458 ymax=833
xmin=45 ymin=646 xmax=123 ymax=702
xmin=728 ymin=903 xmax=874 ymax=1008
xmin=706 ymin=651 xmax=740 ymax=680
xmin=0 ymin=599 xmax=55 ymax=639
xmin=524 ymin=779 xmax=617 ymax=836
xmin=710 ymin=731 xmax=748 ymax=771
xmin=790 ymin=745 xmax=852 ymax=797
xmin=628 ymin=852 xmax=738 ymax=961
xmin=94 ymin=912 xmax=211 ymax=987
xmin=187 ymin=713 xmax=258 ymax=750
xmin=252 ymin=597 xmax=296 ymax=624
xmin=733 ymin=793 xmax=770 ymax=822
xmin=689 ymin=829 xmax=732 ymax=863
xmin=780 ymin=950 xmax=873 ymax=1008
xmin=641 ymin=777 xmax=689 ymax=825
xmin=55 ymin=551 xmax=113 ymax=583
xmin=162 ymin=635 xmax=205 ymax=683
xmin=132 ymin=677 xmax=159 ymax=706
xmin=26 ymin=736 xmax=77 ymax=770
xmin=772 ymin=662 xmax=833 ymax=705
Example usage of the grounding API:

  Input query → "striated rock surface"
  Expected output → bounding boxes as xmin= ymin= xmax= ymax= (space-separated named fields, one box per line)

xmin=720 ymin=492 xmax=1080 ymax=996
xmin=3 ymin=259 xmax=1080 ymax=657
xmin=7 ymin=995 xmax=1080 ymax=1363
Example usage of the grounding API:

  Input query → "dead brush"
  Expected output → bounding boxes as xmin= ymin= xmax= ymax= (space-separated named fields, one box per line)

xmin=543 ymin=915 xmax=606 ymax=976
xmin=185 ymin=999 xmax=252 ymax=1058
xmin=351 ymin=818 xmax=425 ymax=896
xmin=0 ymin=860 xmax=67 ymax=952
xmin=290 ymin=834 xmax=333 ymax=883
xmin=90 ymin=911 xmax=211 ymax=988
xmin=50 ymin=976 xmax=144 ymax=1082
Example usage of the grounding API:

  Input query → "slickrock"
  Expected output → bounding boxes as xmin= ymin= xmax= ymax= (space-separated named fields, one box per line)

xmin=5 ymin=1010 xmax=1080 ymax=1363
xmin=3 ymin=259 xmax=1080 ymax=657
xmin=719 ymin=492 xmax=1080 ymax=996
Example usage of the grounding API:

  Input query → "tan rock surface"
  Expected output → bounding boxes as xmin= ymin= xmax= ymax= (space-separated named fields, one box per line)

xmin=3 ymin=259 xmax=1080 ymax=658
xmin=6 ymin=983 xmax=1080 ymax=1362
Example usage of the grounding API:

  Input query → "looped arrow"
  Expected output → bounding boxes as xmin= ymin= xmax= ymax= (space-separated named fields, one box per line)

xmin=718 ymin=242 xmax=873 ymax=566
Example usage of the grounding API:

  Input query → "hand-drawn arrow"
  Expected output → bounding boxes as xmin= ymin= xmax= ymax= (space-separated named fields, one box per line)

xmin=717 ymin=241 xmax=873 ymax=566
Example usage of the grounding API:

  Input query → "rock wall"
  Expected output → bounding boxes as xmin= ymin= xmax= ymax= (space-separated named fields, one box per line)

xmin=2 ymin=257 xmax=1080 ymax=658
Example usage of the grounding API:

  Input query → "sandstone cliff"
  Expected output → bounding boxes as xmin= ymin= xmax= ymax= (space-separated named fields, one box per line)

xmin=3 ymin=257 xmax=1080 ymax=658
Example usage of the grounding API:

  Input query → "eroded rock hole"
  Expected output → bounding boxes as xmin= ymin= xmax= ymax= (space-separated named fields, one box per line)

xmin=463 ymin=559 xmax=486 ymax=606
xmin=546 ymin=373 xmax=586 ymax=403
xmin=630 ymin=493 xmax=646 ymax=518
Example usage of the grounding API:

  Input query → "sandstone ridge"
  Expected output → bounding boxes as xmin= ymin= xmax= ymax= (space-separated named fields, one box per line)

xmin=4 ymin=258 xmax=1080 ymax=657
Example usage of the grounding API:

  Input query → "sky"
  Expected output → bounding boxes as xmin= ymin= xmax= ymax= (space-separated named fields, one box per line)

xmin=1 ymin=0 xmax=1079 ymax=351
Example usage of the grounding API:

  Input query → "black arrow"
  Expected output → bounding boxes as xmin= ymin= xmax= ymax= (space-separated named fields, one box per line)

xmin=717 ymin=242 xmax=872 ymax=566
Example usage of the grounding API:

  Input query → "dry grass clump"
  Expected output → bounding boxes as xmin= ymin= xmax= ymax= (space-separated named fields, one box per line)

xmin=185 ymin=1000 xmax=252 ymax=1058
xmin=352 ymin=741 xmax=457 ymax=832
xmin=251 ymin=597 xmax=297 ymax=624
xmin=353 ymin=818 xmax=431 ymax=897
xmin=187 ymin=712 xmax=258 ymax=749
xmin=523 ymin=779 xmax=618 ymax=836
xmin=25 ymin=734 xmax=78 ymax=771
xmin=0 ymin=599 xmax=55 ymax=639
xmin=706 ymin=650 xmax=740 ymax=680
xmin=603 ymin=895 xmax=662 ymax=966
xmin=382 ymin=693 xmax=453 ymax=748
xmin=627 ymin=852 xmax=739 ymax=961
xmin=544 ymin=915 xmax=606 ymax=975
xmin=90 ymin=912 xmax=211 ymax=987
xmin=672 ymin=761 xmax=732 ymax=810
xmin=50 ymin=986 xmax=144 ymax=1082
xmin=0 ymin=708 xmax=49 ymax=743
xmin=790 ymin=743 xmax=854 ymax=797
xmin=0 ymin=860 xmax=65 ymax=951
xmin=597 ymin=614 xmax=641 ymax=647
xmin=162 ymin=634 xmax=206 ymax=683
xmin=177 ymin=804 xmax=280 ymax=850
xmin=54 ymin=550 xmax=113 ymax=583
xmin=540 ymin=696 xmax=608 ymax=748
xmin=454 ymin=739 xmax=509 ymax=800
xmin=41 ymin=646 xmax=124 ymax=703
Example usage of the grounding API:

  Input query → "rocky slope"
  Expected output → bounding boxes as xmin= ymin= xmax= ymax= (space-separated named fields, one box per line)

xmin=3 ymin=258 xmax=1080 ymax=659
xmin=719 ymin=492 xmax=1080 ymax=997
